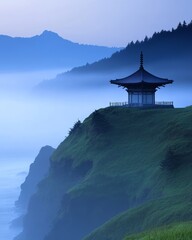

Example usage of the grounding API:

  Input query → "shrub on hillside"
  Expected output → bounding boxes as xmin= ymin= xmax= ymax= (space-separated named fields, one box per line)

xmin=91 ymin=110 xmax=111 ymax=134
xmin=160 ymin=148 xmax=183 ymax=171
xmin=68 ymin=120 xmax=81 ymax=136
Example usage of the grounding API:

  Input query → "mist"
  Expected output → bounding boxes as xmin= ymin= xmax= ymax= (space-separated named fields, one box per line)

xmin=0 ymin=69 xmax=70 ymax=158
xmin=0 ymin=68 xmax=191 ymax=159
xmin=0 ymin=70 xmax=116 ymax=158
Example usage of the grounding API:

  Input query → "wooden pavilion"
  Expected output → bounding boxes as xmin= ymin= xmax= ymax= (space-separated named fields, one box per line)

xmin=110 ymin=52 xmax=174 ymax=108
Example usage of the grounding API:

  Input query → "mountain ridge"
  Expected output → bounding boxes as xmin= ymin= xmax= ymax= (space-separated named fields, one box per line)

xmin=0 ymin=31 xmax=121 ymax=71
xmin=36 ymin=21 xmax=192 ymax=92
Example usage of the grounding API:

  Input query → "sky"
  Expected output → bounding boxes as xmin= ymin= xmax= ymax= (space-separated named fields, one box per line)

xmin=0 ymin=0 xmax=191 ymax=47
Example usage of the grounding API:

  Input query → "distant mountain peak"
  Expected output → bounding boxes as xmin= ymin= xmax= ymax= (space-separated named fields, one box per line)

xmin=38 ymin=30 xmax=74 ymax=45
xmin=40 ymin=30 xmax=61 ymax=38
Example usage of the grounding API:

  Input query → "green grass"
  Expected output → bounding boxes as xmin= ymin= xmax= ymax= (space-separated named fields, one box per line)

xmin=25 ymin=106 xmax=192 ymax=240
xmin=124 ymin=221 xmax=192 ymax=240
xmin=52 ymin=107 xmax=192 ymax=200
xmin=83 ymin=193 xmax=192 ymax=240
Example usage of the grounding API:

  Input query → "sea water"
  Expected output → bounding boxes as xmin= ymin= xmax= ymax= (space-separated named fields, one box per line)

xmin=0 ymin=157 xmax=31 ymax=240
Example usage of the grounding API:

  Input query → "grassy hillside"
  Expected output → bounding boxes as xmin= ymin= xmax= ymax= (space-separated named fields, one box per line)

xmin=84 ymin=194 xmax=192 ymax=240
xmin=124 ymin=222 xmax=192 ymax=240
xmin=82 ymin=107 xmax=192 ymax=240
xmin=17 ymin=106 xmax=192 ymax=240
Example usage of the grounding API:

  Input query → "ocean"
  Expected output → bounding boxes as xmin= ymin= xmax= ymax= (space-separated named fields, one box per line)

xmin=0 ymin=157 xmax=31 ymax=240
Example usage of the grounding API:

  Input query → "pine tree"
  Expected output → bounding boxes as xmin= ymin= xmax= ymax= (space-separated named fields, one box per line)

xmin=68 ymin=120 xmax=81 ymax=135
xmin=183 ymin=20 xmax=187 ymax=28
xmin=177 ymin=22 xmax=182 ymax=29
xmin=144 ymin=36 xmax=149 ymax=42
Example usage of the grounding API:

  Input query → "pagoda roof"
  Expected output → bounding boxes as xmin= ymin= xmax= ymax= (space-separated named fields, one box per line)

xmin=110 ymin=52 xmax=173 ymax=88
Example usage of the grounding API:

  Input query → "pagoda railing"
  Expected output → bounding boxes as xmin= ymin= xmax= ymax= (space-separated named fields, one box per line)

xmin=109 ymin=101 xmax=174 ymax=107
xmin=155 ymin=101 xmax=174 ymax=106
xmin=109 ymin=102 xmax=128 ymax=107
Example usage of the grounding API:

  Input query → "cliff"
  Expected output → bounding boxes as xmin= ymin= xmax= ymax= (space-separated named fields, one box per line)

xmin=16 ymin=145 xmax=55 ymax=210
xmin=16 ymin=107 xmax=192 ymax=240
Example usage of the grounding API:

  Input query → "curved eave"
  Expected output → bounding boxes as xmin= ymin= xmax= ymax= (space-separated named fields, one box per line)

xmin=110 ymin=79 xmax=173 ymax=88
xmin=110 ymin=67 xmax=174 ymax=86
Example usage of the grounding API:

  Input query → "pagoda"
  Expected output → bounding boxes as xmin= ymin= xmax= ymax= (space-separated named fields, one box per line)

xmin=110 ymin=52 xmax=174 ymax=108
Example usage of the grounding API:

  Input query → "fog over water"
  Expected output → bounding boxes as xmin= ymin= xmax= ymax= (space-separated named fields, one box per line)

xmin=0 ymin=69 xmax=75 ymax=157
xmin=0 ymin=70 xmax=121 ymax=157
xmin=0 ymin=69 xmax=191 ymax=157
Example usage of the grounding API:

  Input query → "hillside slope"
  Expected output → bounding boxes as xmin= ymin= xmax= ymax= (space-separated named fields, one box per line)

xmin=16 ymin=106 xmax=192 ymax=240
xmin=124 ymin=222 xmax=192 ymax=240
